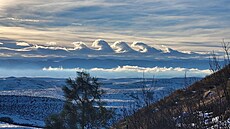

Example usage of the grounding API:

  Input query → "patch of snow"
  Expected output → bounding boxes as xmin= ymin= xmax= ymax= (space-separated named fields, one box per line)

xmin=0 ymin=122 xmax=41 ymax=129
xmin=0 ymin=114 xmax=44 ymax=128
xmin=0 ymin=77 xmax=200 ymax=127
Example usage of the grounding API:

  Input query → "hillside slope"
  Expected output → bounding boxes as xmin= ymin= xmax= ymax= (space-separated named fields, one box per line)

xmin=114 ymin=64 xmax=230 ymax=129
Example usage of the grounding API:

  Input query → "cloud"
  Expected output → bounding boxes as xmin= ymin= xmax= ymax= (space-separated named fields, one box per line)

xmin=43 ymin=66 xmax=64 ymax=71
xmin=16 ymin=42 xmax=30 ymax=47
xmin=6 ymin=17 xmax=40 ymax=23
xmin=90 ymin=66 xmax=211 ymax=75
xmin=72 ymin=42 xmax=89 ymax=50
xmin=92 ymin=39 xmax=114 ymax=52
xmin=46 ymin=42 xmax=57 ymax=46
xmin=0 ymin=53 xmax=12 ymax=57
xmin=131 ymin=41 xmax=162 ymax=53
xmin=0 ymin=0 xmax=229 ymax=52
xmin=0 ymin=39 xmax=210 ymax=59
xmin=112 ymin=41 xmax=136 ymax=53
xmin=42 ymin=65 xmax=211 ymax=78
xmin=161 ymin=45 xmax=186 ymax=55
xmin=0 ymin=40 xmax=31 ymax=49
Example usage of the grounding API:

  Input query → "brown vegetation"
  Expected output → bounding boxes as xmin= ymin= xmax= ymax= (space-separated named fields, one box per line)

xmin=113 ymin=64 xmax=230 ymax=129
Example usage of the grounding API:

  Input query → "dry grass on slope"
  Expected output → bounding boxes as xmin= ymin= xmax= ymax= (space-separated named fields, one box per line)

xmin=113 ymin=64 xmax=230 ymax=129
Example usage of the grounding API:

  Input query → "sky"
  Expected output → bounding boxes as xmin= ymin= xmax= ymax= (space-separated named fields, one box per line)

xmin=0 ymin=0 xmax=230 ymax=52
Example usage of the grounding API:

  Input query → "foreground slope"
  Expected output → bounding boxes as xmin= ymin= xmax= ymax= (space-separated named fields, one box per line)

xmin=114 ymin=64 xmax=230 ymax=129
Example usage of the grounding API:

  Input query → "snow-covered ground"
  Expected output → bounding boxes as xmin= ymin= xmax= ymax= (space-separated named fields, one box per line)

xmin=0 ymin=77 xmax=200 ymax=128
xmin=0 ymin=122 xmax=42 ymax=129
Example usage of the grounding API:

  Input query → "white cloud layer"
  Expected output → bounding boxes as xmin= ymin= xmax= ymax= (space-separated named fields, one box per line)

xmin=16 ymin=42 xmax=30 ymax=46
xmin=72 ymin=42 xmax=89 ymax=50
xmin=7 ymin=17 xmax=40 ymax=22
xmin=92 ymin=39 xmax=114 ymax=52
xmin=0 ymin=0 xmax=229 ymax=52
xmin=42 ymin=65 xmax=211 ymax=78
xmin=0 ymin=39 xmax=208 ymax=59
xmin=112 ymin=41 xmax=136 ymax=53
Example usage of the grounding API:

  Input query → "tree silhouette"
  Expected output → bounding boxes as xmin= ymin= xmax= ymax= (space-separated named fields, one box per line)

xmin=45 ymin=72 xmax=113 ymax=129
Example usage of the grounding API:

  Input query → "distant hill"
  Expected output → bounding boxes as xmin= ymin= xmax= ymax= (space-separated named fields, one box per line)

xmin=113 ymin=64 xmax=230 ymax=129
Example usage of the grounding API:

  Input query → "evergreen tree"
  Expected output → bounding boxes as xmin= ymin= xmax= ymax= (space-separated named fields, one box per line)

xmin=45 ymin=72 xmax=113 ymax=129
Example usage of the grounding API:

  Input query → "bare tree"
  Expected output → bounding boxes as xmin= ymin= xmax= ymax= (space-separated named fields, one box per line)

xmin=221 ymin=39 xmax=230 ymax=65
xmin=209 ymin=51 xmax=221 ymax=73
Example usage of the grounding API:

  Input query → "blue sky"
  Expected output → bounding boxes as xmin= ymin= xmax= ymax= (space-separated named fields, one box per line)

xmin=0 ymin=0 xmax=230 ymax=52
xmin=1 ymin=0 xmax=228 ymax=78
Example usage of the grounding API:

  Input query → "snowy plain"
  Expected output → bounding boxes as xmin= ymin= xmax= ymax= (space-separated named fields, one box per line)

xmin=0 ymin=77 xmax=200 ymax=128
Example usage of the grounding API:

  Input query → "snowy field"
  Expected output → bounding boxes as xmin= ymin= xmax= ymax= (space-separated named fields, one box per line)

xmin=0 ymin=122 xmax=42 ymax=129
xmin=0 ymin=77 xmax=200 ymax=128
